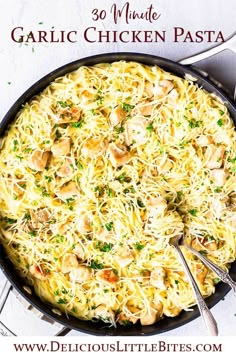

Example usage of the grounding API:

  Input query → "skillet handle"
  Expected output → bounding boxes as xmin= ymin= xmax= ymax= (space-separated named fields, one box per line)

xmin=179 ymin=31 xmax=236 ymax=65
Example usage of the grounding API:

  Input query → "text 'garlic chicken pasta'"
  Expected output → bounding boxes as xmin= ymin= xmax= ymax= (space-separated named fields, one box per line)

xmin=0 ymin=61 xmax=236 ymax=327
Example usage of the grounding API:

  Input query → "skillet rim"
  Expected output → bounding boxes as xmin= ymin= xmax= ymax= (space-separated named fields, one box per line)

xmin=0 ymin=52 xmax=236 ymax=336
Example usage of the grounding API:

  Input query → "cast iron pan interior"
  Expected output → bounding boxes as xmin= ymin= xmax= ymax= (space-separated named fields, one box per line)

xmin=0 ymin=53 xmax=236 ymax=336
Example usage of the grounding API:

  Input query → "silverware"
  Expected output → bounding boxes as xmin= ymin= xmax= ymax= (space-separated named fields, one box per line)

xmin=182 ymin=240 xmax=236 ymax=296
xmin=170 ymin=235 xmax=218 ymax=336
xmin=179 ymin=31 xmax=236 ymax=65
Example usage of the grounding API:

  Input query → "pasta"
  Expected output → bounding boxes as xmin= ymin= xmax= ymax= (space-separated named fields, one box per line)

xmin=0 ymin=61 xmax=235 ymax=327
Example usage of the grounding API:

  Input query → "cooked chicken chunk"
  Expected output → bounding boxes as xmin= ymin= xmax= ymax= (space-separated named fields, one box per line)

xmin=205 ymin=145 xmax=225 ymax=169
xmin=61 ymin=253 xmax=79 ymax=273
xmin=109 ymin=105 xmax=127 ymax=126
xmin=144 ymin=81 xmax=154 ymax=97
xmin=124 ymin=117 xmax=148 ymax=146
xmin=69 ymin=265 xmax=92 ymax=283
xmin=81 ymin=138 xmax=106 ymax=158
xmin=117 ymin=311 xmax=138 ymax=325
xmin=136 ymin=103 xmax=154 ymax=116
xmin=153 ymin=80 xmax=174 ymax=99
xmin=210 ymin=169 xmax=227 ymax=186
xmin=140 ymin=306 xmax=158 ymax=326
xmin=30 ymin=208 xmax=51 ymax=228
xmin=73 ymin=243 xmax=86 ymax=260
xmin=96 ymin=228 xmax=116 ymax=243
xmin=28 ymin=150 xmax=50 ymax=171
xmin=29 ymin=265 xmax=48 ymax=280
xmin=96 ymin=269 xmax=119 ymax=285
xmin=115 ymin=247 xmax=134 ymax=267
xmin=57 ymin=181 xmax=78 ymax=201
xmin=92 ymin=305 xmax=114 ymax=323
xmin=57 ymin=158 xmax=74 ymax=177
xmin=150 ymin=267 xmax=166 ymax=289
xmin=108 ymin=143 xmax=131 ymax=168
xmin=196 ymin=135 xmax=213 ymax=146
xmin=146 ymin=197 xmax=167 ymax=217
xmin=51 ymin=138 xmax=70 ymax=157
xmin=195 ymin=264 xmax=208 ymax=284
xmin=77 ymin=214 xmax=92 ymax=233
xmin=81 ymin=90 xmax=94 ymax=103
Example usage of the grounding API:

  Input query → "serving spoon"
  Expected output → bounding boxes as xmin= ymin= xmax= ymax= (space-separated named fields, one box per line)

xmin=169 ymin=235 xmax=218 ymax=336
xmin=181 ymin=238 xmax=236 ymax=296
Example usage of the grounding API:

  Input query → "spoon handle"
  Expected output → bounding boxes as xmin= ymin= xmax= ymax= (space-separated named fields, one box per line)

xmin=184 ymin=244 xmax=236 ymax=296
xmin=173 ymin=245 xmax=218 ymax=336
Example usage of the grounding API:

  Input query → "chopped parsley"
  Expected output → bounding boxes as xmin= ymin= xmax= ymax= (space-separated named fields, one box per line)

xmin=71 ymin=121 xmax=83 ymax=128
xmin=214 ymin=186 xmax=223 ymax=193
xmin=28 ymin=230 xmax=36 ymax=237
xmin=135 ymin=242 xmax=144 ymax=251
xmin=4 ymin=217 xmax=17 ymax=224
xmin=44 ymin=176 xmax=52 ymax=182
xmin=57 ymin=101 xmax=73 ymax=108
xmin=115 ymin=126 xmax=124 ymax=134
xmin=96 ymin=242 xmax=113 ymax=252
xmin=121 ymin=102 xmax=134 ymax=112
xmin=146 ymin=124 xmax=154 ymax=132
xmin=90 ymin=260 xmax=104 ymax=269
xmin=217 ymin=118 xmax=223 ymax=127
xmin=13 ymin=140 xmax=18 ymax=152
xmin=188 ymin=119 xmax=202 ymax=129
xmin=189 ymin=209 xmax=197 ymax=217
xmin=105 ymin=222 xmax=113 ymax=231
xmin=219 ymin=110 xmax=225 ymax=116
xmin=57 ymin=298 xmax=68 ymax=304
xmin=137 ymin=199 xmax=145 ymax=208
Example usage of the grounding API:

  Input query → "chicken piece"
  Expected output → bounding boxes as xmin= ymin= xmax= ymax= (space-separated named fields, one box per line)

xmin=196 ymin=135 xmax=213 ymax=146
xmin=117 ymin=311 xmax=138 ymax=325
xmin=136 ymin=103 xmax=154 ymax=116
xmin=57 ymin=158 xmax=74 ymax=177
xmin=96 ymin=269 xmax=119 ymax=285
xmin=168 ymin=89 xmax=178 ymax=105
xmin=115 ymin=247 xmax=134 ymax=267
xmin=210 ymin=169 xmax=227 ymax=186
xmin=58 ymin=108 xmax=81 ymax=124
xmin=92 ymin=305 xmax=114 ymax=323
xmin=28 ymin=150 xmax=50 ymax=171
xmin=124 ymin=117 xmax=148 ymax=146
xmin=140 ymin=306 xmax=158 ymax=326
xmin=81 ymin=138 xmax=106 ymax=158
xmin=203 ymin=241 xmax=218 ymax=251
xmin=146 ymin=197 xmax=167 ymax=217
xmin=77 ymin=214 xmax=92 ymax=233
xmin=191 ymin=238 xmax=203 ymax=251
xmin=210 ymin=197 xmax=226 ymax=218
xmin=144 ymin=81 xmax=154 ymax=97
xmin=61 ymin=253 xmax=79 ymax=273
xmin=69 ymin=265 xmax=92 ymax=283
xmin=51 ymin=138 xmax=70 ymax=157
xmin=108 ymin=143 xmax=131 ymax=168
xmin=150 ymin=267 xmax=166 ymax=290
xmin=30 ymin=208 xmax=51 ymax=228
xmin=81 ymin=90 xmax=94 ymax=103
xmin=205 ymin=145 xmax=225 ymax=169
xmin=153 ymin=299 xmax=164 ymax=317
xmin=73 ymin=243 xmax=86 ymax=260
xmin=153 ymin=80 xmax=174 ymax=99
xmin=29 ymin=265 xmax=47 ymax=280
xmin=109 ymin=105 xmax=127 ymax=126
xmin=195 ymin=264 xmax=208 ymax=284
xmin=96 ymin=228 xmax=115 ymax=243
xmin=57 ymin=181 xmax=78 ymax=201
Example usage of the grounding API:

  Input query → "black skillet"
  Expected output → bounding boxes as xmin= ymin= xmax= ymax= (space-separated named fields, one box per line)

xmin=0 ymin=53 xmax=236 ymax=336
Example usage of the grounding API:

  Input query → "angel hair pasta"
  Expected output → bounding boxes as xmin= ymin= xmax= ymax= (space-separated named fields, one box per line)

xmin=0 ymin=61 xmax=236 ymax=327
